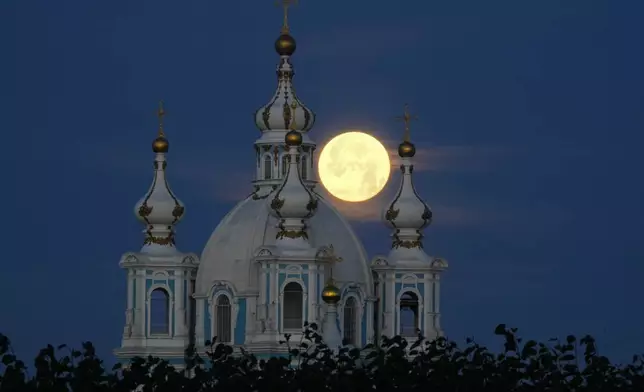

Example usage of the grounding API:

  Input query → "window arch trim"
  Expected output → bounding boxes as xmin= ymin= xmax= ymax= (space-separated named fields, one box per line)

xmin=340 ymin=293 xmax=362 ymax=346
xmin=396 ymin=288 xmax=423 ymax=337
xmin=279 ymin=278 xmax=308 ymax=333
xmin=263 ymin=153 xmax=273 ymax=180
xmin=211 ymin=291 xmax=234 ymax=344
xmin=206 ymin=281 xmax=240 ymax=344
xmin=146 ymin=285 xmax=173 ymax=338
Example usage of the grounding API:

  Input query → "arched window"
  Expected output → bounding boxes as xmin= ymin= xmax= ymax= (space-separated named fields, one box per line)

xmin=343 ymin=297 xmax=358 ymax=346
xmin=399 ymin=292 xmax=419 ymax=337
xmin=215 ymin=295 xmax=232 ymax=343
xmin=150 ymin=288 xmax=170 ymax=335
xmin=281 ymin=155 xmax=288 ymax=177
xmin=264 ymin=155 xmax=273 ymax=179
xmin=301 ymin=155 xmax=308 ymax=180
xmin=283 ymin=282 xmax=303 ymax=330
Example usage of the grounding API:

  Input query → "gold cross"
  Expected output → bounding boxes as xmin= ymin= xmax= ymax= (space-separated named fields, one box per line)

xmin=327 ymin=244 xmax=343 ymax=281
xmin=275 ymin=0 xmax=298 ymax=34
xmin=395 ymin=103 xmax=418 ymax=142
xmin=157 ymin=100 xmax=166 ymax=137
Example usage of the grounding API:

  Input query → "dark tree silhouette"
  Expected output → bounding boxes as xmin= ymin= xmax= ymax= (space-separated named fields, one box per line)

xmin=2 ymin=323 xmax=644 ymax=391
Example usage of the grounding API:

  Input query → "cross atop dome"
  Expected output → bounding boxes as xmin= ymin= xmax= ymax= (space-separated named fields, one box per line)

xmin=254 ymin=1 xmax=315 ymax=134
xmin=277 ymin=0 xmax=298 ymax=35
xmin=395 ymin=103 xmax=418 ymax=158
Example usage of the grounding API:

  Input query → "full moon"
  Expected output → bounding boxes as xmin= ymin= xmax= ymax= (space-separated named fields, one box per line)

xmin=318 ymin=131 xmax=391 ymax=202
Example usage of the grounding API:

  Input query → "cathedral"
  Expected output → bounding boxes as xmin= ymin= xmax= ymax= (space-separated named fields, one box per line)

xmin=113 ymin=6 xmax=448 ymax=366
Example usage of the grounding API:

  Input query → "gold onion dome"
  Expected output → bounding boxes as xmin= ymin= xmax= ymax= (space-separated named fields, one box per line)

xmin=275 ymin=33 xmax=296 ymax=56
xmin=321 ymin=282 xmax=341 ymax=304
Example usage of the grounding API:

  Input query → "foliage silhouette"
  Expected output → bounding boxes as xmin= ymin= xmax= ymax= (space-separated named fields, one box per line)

xmin=2 ymin=324 xmax=644 ymax=391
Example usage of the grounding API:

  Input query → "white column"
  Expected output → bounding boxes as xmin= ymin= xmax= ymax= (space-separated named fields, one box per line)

xmin=127 ymin=270 xmax=134 ymax=308
xmin=322 ymin=303 xmax=342 ymax=350
xmin=434 ymin=273 xmax=442 ymax=332
xmin=308 ymin=265 xmax=317 ymax=324
xmin=137 ymin=270 xmax=146 ymax=337
xmin=423 ymin=274 xmax=431 ymax=335
xmin=365 ymin=298 xmax=374 ymax=344
xmin=384 ymin=271 xmax=396 ymax=337
xmin=174 ymin=275 xmax=185 ymax=337
xmin=195 ymin=298 xmax=204 ymax=345
xmin=270 ymin=264 xmax=279 ymax=332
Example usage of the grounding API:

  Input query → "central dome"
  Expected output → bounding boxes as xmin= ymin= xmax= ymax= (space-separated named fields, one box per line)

xmin=196 ymin=195 xmax=372 ymax=295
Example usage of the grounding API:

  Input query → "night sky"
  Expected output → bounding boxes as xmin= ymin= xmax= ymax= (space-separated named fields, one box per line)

xmin=2 ymin=0 xmax=643 ymax=365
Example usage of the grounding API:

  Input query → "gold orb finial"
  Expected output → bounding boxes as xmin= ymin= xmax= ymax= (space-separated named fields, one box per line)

xmin=395 ymin=104 xmax=418 ymax=158
xmin=285 ymin=130 xmax=302 ymax=146
xmin=275 ymin=33 xmax=296 ymax=56
xmin=274 ymin=0 xmax=298 ymax=55
xmin=321 ymin=280 xmax=341 ymax=304
xmin=152 ymin=101 xmax=169 ymax=153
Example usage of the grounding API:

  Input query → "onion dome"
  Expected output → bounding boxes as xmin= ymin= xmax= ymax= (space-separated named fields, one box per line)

xmin=253 ymin=4 xmax=315 ymax=133
xmin=321 ymin=279 xmax=341 ymax=304
xmin=383 ymin=105 xmax=432 ymax=250
xmin=134 ymin=101 xmax=185 ymax=252
xmin=268 ymin=102 xmax=318 ymax=244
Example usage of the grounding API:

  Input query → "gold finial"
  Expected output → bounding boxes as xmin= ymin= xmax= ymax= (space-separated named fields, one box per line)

xmin=327 ymin=245 xmax=342 ymax=280
xmin=157 ymin=100 xmax=166 ymax=138
xmin=276 ymin=0 xmax=298 ymax=34
xmin=395 ymin=103 xmax=418 ymax=142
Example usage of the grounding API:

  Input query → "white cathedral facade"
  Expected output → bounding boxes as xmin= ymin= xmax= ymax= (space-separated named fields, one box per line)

xmin=114 ymin=13 xmax=448 ymax=366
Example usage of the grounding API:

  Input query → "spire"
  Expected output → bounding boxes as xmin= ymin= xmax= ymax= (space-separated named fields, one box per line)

xmin=321 ymin=249 xmax=342 ymax=349
xmin=278 ymin=0 xmax=297 ymax=35
xmin=134 ymin=101 xmax=186 ymax=254
xmin=254 ymin=1 xmax=315 ymax=133
xmin=268 ymin=105 xmax=318 ymax=247
xmin=383 ymin=104 xmax=432 ymax=252
xmin=152 ymin=101 xmax=169 ymax=153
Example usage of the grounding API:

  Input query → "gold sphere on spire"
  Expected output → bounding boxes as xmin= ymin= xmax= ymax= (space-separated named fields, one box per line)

xmin=398 ymin=141 xmax=415 ymax=158
xmin=153 ymin=101 xmax=169 ymax=153
xmin=275 ymin=33 xmax=296 ymax=56
xmin=321 ymin=282 xmax=341 ymax=304
xmin=153 ymin=136 xmax=169 ymax=153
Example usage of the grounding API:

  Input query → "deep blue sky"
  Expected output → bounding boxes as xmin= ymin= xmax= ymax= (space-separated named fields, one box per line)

xmin=1 ymin=0 xmax=643 ymax=365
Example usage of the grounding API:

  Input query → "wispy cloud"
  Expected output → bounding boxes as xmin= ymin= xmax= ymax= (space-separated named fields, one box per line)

xmin=80 ymin=140 xmax=567 ymax=231
xmin=78 ymin=140 xmax=515 ymax=228
xmin=318 ymin=185 xmax=485 ymax=228
xmin=385 ymin=144 xmax=516 ymax=173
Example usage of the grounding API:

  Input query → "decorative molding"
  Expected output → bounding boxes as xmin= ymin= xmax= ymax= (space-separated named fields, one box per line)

xmin=254 ymin=247 xmax=273 ymax=257
xmin=430 ymin=257 xmax=449 ymax=270
xmin=370 ymin=256 xmax=388 ymax=267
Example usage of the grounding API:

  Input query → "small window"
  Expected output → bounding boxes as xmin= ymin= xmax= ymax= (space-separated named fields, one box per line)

xmin=301 ymin=155 xmax=308 ymax=180
xmin=399 ymin=292 xmax=419 ymax=337
xmin=283 ymin=282 xmax=303 ymax=330
xmin=343 ymin=297 xmax=358 ymax=345
xmin=150 ymin=288 xmax=170 ymax=335
xmin=215 ymin=295 xmax=232 ymax=343
xmin=264 ymin=155 xmax=273 ymax=179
